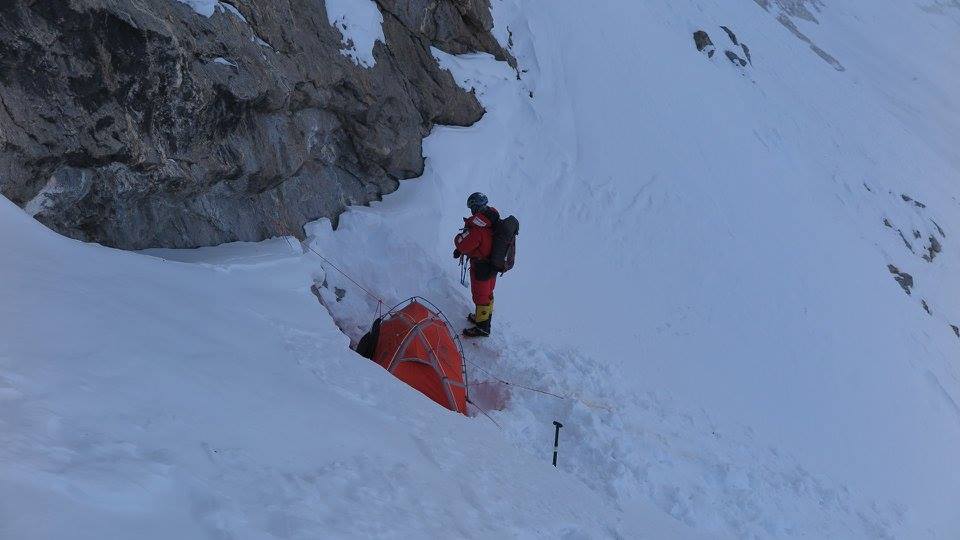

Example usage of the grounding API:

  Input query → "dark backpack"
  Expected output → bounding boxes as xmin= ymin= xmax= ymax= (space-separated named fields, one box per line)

xmin=489 ymin=215 xmax=519 ymax=273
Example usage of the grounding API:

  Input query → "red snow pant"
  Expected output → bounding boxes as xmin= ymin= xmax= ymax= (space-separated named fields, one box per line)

xmin=470 ymin=265 xmax=497 ymax=306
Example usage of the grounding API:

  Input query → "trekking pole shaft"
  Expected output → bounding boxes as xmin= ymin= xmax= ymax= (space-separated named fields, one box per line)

xmin=552 ymin=421 xmax=563 ymax=467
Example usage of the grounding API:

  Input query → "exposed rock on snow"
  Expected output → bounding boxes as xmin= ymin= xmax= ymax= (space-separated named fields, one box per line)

xmin=719 ymin=25 xmax=753 ymax=65
xmin=868 ymin=187 xmax=951 ymax=327
xmin=924 ymin=235 xmax=942 ymax=262
xmin=0 ymin=0 xmax=511 ymax=249
xmin=754 ymin=0 xmax=824 ymax=22
xmin=880 ymin=192 xmax=947 ymax=267
xmin=887 ymin=264 xmax=915 ymax=295
xmin=724 ymin=50 xmax=748 ymax=67
xmin=932 ymin=219 xmax=946 ymax=237
xmin=695 ymin=27 xmax=751 ymax=68
xmin=720 ymin=25 xmax=740 ymax=45
xmin=897 ymin=228 xmax=915 ymax=252
xmin=901 ymin=193 xmax=927 ymax=208
xmin=753 ymin=0 xmax=845 ymax=71
xmin=693 ymin=30 xmax=715 ymax=58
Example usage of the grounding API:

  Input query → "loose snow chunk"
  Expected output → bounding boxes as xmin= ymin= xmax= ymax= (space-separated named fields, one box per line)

xmin=175 ymin=0 xmax=247 ymax=21
xmin=325 ymin=0 xmax=384 ymax=68
xmin=216 ymin=1 xmax=247 ymax=22
xmin=252 ymin=35 xmax=274 ymax=49
xmin=175 ymin=0 xmax=217 ymax=17
xmin=431 ymin=48 xmax=513 ymax=94
xmin=211 ymin=57 xmax=238 ymax=68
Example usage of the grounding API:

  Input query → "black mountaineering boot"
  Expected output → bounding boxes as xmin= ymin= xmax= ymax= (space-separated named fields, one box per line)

xmin=464 ymin=304 xmax=492 ymax=338
xmin=462 ymin=325 xmax=490 ymax=338
xmin=462 ymin=317 xmax=491 ymax=338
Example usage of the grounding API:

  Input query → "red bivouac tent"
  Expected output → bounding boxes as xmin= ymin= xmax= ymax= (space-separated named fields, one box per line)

xmin=357 ymin=298 xmax=468 ymax=414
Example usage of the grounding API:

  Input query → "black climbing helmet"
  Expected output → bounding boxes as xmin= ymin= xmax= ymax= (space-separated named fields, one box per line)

xmin=467 ymin=192 xmax=488 ymax=214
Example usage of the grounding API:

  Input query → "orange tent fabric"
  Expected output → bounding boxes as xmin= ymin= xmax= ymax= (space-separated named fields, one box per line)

xmin=372 ymin=301 xmax=468 ymax=414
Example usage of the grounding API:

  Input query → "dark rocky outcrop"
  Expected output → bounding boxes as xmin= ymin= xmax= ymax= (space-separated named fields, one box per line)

xmin=901 ymin=193 xmax=926 ymax=208
xmin=923 ymin=235 xmax=942 ymax=262
xmin=897 ymin=229 xmax=915 ymax=252
xmin=931 ymin=219 xmax=946 ymax=238
xmin=753 ymin=0 xmax=824 ymax=22
xmin=693 ymin=30 xmax=715 ymax=57
xmin=740 ymin=43 xmax=752 ymax=64
xmin=374 ymin=0 xmax=511 ymax=62
xmin=724 ymin=50 xmax=748 ymax=67
xmin=694 ymin=27 xmax=751 ymax=68
xmin=719 ymin=26 xmax=739 ymax=46
xmin=0 ymin=0 xmax=511 ymax=249
xmin=887 ymin=264 xmax=914 ymax=295
xmin=879 ymin=195 xmax=946 ymax=265
xmin=752 ymin=0 xmax=844 ymax=71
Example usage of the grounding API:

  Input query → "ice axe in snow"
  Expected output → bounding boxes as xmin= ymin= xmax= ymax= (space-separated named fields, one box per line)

xmin=552 ymin=421 xmax=563 ymax=467
xmin=459 ymin=255 xmax=468 ymax=288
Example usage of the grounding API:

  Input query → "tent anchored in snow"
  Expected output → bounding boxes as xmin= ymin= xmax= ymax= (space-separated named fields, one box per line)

xmin=356 ymin=298 xmax=468 ymax=414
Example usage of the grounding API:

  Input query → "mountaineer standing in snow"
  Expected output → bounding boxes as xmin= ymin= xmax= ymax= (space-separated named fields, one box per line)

xmin=454 ymin=192 xmax=500 ymax=337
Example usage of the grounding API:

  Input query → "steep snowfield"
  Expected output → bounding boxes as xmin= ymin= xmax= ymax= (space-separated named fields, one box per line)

xmin=0 ymin=192 xmax=708 ymax=539
xmin=312 ymin=0 xmax=960 ymax=537
xmin=1 ymin=195 xmax=702 ymax=538
xmin=3 ymin=0 xmax=960 ymax=538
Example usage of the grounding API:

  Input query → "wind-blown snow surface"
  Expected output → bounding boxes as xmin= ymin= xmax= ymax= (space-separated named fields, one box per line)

xmin=310 ymin=0 xmax=960 ymax=538
xmin=0 ymin=196 xmax=698 ymax=538
xmin=3 ymin=0 xmax=960 ymax=538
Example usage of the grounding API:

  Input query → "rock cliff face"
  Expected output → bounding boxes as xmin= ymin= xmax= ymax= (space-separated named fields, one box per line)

xmin=0 ymin=0 xmax=510 ymax=249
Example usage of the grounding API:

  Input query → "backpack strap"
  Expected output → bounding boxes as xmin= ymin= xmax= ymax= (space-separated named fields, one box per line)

xmin=481 ymin=207 xmax=501 ymax=226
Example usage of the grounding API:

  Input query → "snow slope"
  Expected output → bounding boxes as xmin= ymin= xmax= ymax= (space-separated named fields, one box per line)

xmin=3 ymin=0 xmax=960 ymax=538
xmin=0 ymin=195 xmax=707 ymax=538
xmin=311 ymin=0 xmax=960 ymax=537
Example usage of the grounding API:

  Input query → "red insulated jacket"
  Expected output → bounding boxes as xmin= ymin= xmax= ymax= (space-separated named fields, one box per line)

xmin=454 ymin=208 xmax=498 ymax=260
